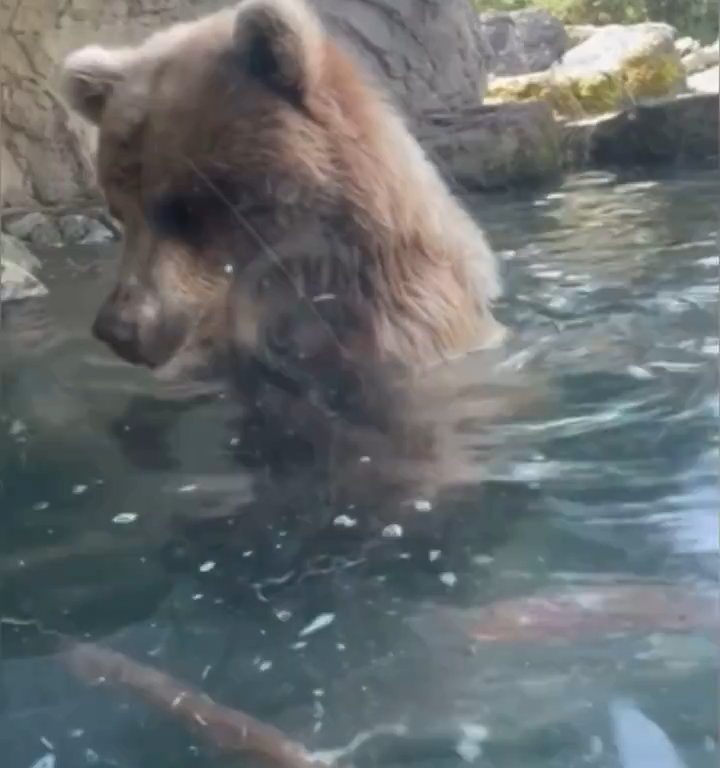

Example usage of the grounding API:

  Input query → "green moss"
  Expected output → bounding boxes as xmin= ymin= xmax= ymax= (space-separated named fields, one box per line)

xmin=472 ymin=0 xmax=719 ymax=40
xmin=486 ymin=51 xmax=686 ymax=118
xmin=487 ymin=74 xmax=586 ymax=118
xmin=621 ymin=52 xmax=686 ymax=99
xmin=569 ymin=72 xmax=624 ymax=113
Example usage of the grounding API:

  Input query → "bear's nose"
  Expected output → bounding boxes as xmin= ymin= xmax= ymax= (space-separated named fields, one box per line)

xmin=92 ymin=302 xmax=145 ymax=365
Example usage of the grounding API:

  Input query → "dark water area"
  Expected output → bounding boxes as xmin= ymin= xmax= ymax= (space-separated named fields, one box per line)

xmin=1 ymin=168 xmax=718 ymax=767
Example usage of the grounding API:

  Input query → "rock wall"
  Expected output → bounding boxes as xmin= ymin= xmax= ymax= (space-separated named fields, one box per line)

xmin=0 ymin=0 xmax=490 ymax=208
xmin=479 ymin=9 xmax=569 ymax=76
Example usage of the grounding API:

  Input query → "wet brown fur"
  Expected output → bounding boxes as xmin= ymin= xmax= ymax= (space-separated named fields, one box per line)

xmin=62 ymin=0 xmax=504 ymax=381
xmin=61 ymin=1 xmax=519 ymax=514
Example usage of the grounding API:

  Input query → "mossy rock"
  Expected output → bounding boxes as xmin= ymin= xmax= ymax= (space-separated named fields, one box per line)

xmin=486 ymin=73 xmax=585 ymax=117
xmin=487 ymin=70 xmax=626 ymax=117
xmin=419 ymin=102 xmax=562 ymax=190
xmin=622 ymin=52 xmax=686 ymax=99
xmin=487 ymin=24 xmax=687 ymax=118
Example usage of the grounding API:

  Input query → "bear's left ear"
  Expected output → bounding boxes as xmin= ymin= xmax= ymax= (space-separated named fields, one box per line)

xmin=61 ymin=45 xmax=131 ymax=124
xmin=233 ymin=0 xmax=325 ymax=105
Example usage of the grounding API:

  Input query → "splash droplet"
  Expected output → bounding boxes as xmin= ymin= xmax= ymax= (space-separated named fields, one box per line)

xmin=112 ymin=512 xmax=138 ymax=525
xmin=333 ymin=515 xmax=357 ymax=528
xmin=439 ymin=572 xmax=458 ymax=587
xmin=299 ymin=613 xmax=335 ymax=637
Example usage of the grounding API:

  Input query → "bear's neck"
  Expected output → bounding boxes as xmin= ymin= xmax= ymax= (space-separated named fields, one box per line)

xmin=256 ymin=206 xmax=503 ymax=371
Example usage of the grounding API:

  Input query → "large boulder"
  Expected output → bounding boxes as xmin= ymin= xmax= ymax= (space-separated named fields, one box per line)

xmin=682 ymin=41 xmax=719 ymax=75
xmin=487 ymin=23 xmax=686 ymax=118
xmin=418 ymin=102 xmax=562 ymax=190
xmin=688 ymin=65 xmax=719 ymax=94
xmin=1 ymin=0 xmax=490 ymax=208
xmin=675 ymin=36 xmax=701 ymax=58
xmin=479 ymin=9 xmax=569 ymax=76
xmin=316 ymin=0 xmax=491 ymax=119
xmin=1 ymin=234 xmax=48 ymax=303
xmin=5 ymin=211 xmax=63 ymax=248
xmin=565 ymin=24 xmax=599 ymax=48
xmin=562 ymin=92 xmax=719 ymax=168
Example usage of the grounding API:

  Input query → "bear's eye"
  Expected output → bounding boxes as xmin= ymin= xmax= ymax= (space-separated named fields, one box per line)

xmin=149 ymin=195 xmax=201 ymax=242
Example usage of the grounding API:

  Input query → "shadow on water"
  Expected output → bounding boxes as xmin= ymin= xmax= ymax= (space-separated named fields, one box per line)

xmin=1 ymin=169 xmax=718 ymax=767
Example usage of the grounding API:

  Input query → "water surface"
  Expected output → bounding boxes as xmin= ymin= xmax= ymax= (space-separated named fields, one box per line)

xmin=1 ymin=168 xmax=718 ymax=767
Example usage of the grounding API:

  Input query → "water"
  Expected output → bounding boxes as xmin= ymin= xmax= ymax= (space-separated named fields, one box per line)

xmin=1 ymin=168 xmax=718 ymax=767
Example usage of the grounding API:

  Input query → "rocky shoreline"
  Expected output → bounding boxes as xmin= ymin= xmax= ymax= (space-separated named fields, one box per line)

xmin=1 ymin=1 xmax=717 ymax=260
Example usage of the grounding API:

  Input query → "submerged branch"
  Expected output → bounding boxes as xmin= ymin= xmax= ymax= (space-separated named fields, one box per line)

xmin=61 ymin=640 xmax=327 ymax=768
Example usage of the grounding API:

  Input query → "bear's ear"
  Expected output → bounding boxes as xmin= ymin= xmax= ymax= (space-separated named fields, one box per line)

xmin=61 ymin=45 xmax=130 ymax=124
xmin=233 ymin=0 xmax=325 ymax=105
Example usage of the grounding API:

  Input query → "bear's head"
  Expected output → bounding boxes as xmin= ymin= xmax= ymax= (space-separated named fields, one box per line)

xmin=62 ymin=0 xmax=504 ymax=384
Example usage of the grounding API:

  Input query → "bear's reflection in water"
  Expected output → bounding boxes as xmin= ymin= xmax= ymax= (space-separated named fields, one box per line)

xmin=108 ymin=333 xmax=544 ymax=608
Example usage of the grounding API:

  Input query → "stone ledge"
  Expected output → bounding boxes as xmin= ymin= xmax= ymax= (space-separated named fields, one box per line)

xmin=418 ymin=102 xmax=562 ymax=191
xmin=561 ymin=92 xmax=719 ymax=169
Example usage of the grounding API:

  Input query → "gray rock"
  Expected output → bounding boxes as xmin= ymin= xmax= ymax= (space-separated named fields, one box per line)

xmin=688 ymin=65 xmax=719 ymax=94
xmin=682 ymin=41 xmax=719 ymax=75
xmin=480 ymin=9 xmax=568 ymax=76
xmin=565 ymin=24 xmax=599 ymax=49
xmin=5 ymin=212 xmax=62 ymax=248
xmin=58 ymin=213 xmax=115 ymax=245
xmin=562 ymin=92 xmax=719 ymax=169
xmin=57 ymin=214 xmax=91 ymax=244
xmin=1 ymin=234 xmax=48 ymax=302
xmin=487 ymin=22 xmax=686 ymax=120
xmin=315 ymin=0 xmax=490 ymax=118
xmin=81 ymin=222 xmax=116 ymax=245
xmin=675 ymin=36 xmax=701 ymax=57
xmin=560 ymin=23 xmax=685 ymax=110
xmin=1 ymin=232 xmax=41 ymax=272
xmin=418 ymin=102 xmax=561 ymax=190
xmin=561 ymin=23 xmax=678 ymax=72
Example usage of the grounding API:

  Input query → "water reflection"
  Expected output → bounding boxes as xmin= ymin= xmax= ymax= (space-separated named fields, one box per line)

xmin=1 ymin=169 xmax=718 ymax=767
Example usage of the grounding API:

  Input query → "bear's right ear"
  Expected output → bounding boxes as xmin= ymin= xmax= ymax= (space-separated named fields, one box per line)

xmin=61 ymin=45 xmax=129 ymax=124
xmin=233 ymin=0 xmax=325 ymax=105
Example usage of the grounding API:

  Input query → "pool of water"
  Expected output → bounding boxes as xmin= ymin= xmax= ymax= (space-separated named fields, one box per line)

xmin=1 ymin=168 xmax=718 ymax=768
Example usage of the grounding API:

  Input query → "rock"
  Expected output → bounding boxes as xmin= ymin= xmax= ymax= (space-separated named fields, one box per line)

xmin=1 ymin=234 xmax=48 ymax=303
xmin=675 ymin=36 xmax=701 ymax=58
xmin=57 ymin=214 xmax=90 ymax=245
xmin=562 ymin=92 xmax=719 ymax=169
xmin=565 ymin=24 xmax=599 ymax=49
xmin=4 ymin=212 xmax=62 ymax=248
xmin=315 ymin=0 xmax=491 ymax=117
xmin=418 ymin=102 xmax=561 ymax=190
xmin=1 ymin=232 xmax=41 ymax=272
xmin=58 ymin=214 xmax=114 ymax=245
xmin=688 ymin=65 xmax=719 ymax=94
xmin=682 ymin=41 xmax=719 ymax=75
xmin=487 ymin=71 xmax=588 ymax=120
xmin=561 ymin=24 xmax=678 ymax=70
xmin=487 ymin=23 xmax=686 ymax=118
xmin=480 ymin=9 xmax=569 ymax=76
xmin=81 ymin=221 xmax=117 ymax=245
xmin=0 ymin=146 xmax=33 ymax=207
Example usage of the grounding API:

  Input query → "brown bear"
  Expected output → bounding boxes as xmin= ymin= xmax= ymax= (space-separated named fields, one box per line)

xmin=61 ymin=0 xmax=505 ymax=383
xmin=60 ymin=0 xmax=520 ymax=521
